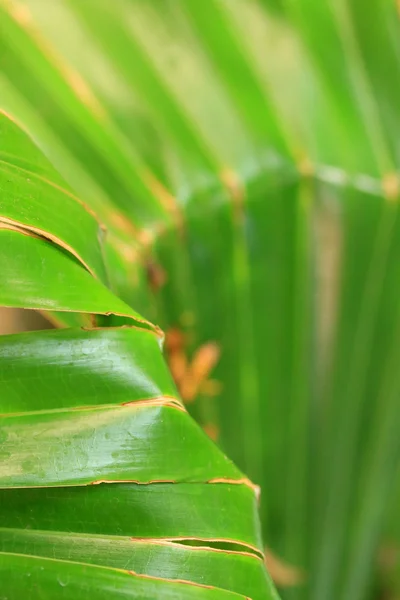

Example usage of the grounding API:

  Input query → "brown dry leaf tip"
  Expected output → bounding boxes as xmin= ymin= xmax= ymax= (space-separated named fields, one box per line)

xmin=264 ymin=547 xmax=305 ymax=588
xmin=179 ymin=342 xmax=221 ymax=403
xmin=89 ymin=314 xmax=97 ymax=328
xmin=203 ymin=423 xmax=220 ymax=441
xmin=382 ymin=173 xmax=400 ymax=202
xmin=168 ymin=352 xmax=188 ymax=387
xmin=165 ymin=329 xmax=221 ymax=403
xmin=146 ymin=259 xmax=167 ymax=293
xmin=165 ymin=328 xmax=188 ymax=387
xmin=220 ymin=167 xmax=245 ymax=223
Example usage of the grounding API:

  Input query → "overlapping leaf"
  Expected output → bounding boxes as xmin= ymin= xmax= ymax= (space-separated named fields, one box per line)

xmin=0 ymin=108 xmax=275 ymax=599
xmin=2 ymin=1 xmax=400 ymax=600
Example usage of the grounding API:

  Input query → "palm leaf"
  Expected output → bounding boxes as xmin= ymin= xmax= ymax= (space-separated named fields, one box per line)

xmin=2 ymin=1 xmax=400 ymax=599
xmin=0 ymin=109 xmax=274 ymax=598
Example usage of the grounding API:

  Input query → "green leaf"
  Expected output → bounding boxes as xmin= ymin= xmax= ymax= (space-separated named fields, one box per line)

xmin=0 ymin=320 xmax=271 ymax=597
xmin=0 ymin=111 xmax=107 ymax=281
xmin=4 ymin=1 xmax=400 ymax=600
xmin=0 ymin=32 xmax=274 ymax=600
xmin=0 ymin=530 xmax=271 ymax=600
xmin=0 ymin=553 xmax=246 ymax=600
